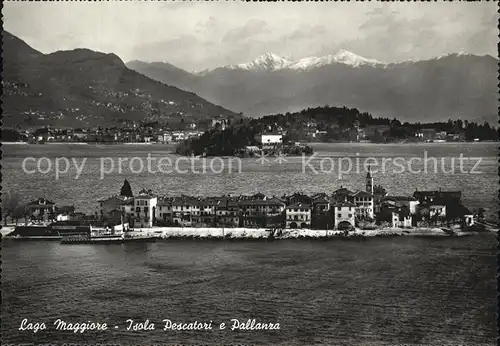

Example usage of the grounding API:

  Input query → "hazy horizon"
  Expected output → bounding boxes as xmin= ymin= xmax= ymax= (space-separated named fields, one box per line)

xmin=4 ymin=2 xmax=497 ymax=72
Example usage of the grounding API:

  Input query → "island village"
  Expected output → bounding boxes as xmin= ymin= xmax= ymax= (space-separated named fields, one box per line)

xmin=5 ymin=167 xmax=486 ymax=241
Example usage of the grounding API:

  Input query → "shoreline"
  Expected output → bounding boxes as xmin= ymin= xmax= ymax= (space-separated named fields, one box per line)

xmin=135 ymin=226 xmax=494 ymax=240
xmin=3 ymin=226 xmax=495 ymax=241
xmin=0 ymin=141 xmax=180 ymax=146
xmin=2 ymin=141 xmax=495 ymax=146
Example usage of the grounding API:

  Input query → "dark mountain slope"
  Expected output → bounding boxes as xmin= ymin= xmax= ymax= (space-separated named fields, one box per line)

xmin=2 ymin=31 xmax=237 ymax=129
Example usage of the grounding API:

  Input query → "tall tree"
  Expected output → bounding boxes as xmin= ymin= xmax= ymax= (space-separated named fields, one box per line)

xmin=120 ymin=180 xmax=133 ymax=197
xmin=2 ymin=191 xmax=21 ymax=226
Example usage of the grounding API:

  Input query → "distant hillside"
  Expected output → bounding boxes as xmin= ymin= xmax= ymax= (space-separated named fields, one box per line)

xmin=127 ymin=51 xmax=498 ymax=124
xmin=176 ymin=105 xmax=497 ymax=157
xmin=2 ymin=31 xmax=237 ymax=129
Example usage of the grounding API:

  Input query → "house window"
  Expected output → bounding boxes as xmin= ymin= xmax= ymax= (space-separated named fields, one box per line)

xmin=135 ymin=207 xmax=140 ymax=212
xmin=348 ymin=214 xmax=352 ymax=218
xmin=337 ymin=214 xmax=341 ymax=218
xmin=143 ymin=207 xmax=148 ymax=212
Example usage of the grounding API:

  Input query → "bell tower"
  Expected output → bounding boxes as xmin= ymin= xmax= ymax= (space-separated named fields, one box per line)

xmin=366 ymin=166 xmax=374 ymax=195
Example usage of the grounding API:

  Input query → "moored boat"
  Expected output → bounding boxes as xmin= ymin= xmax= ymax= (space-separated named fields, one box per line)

xmin=60 ymin=231 xmax=157 ymax=244
xmin=6 ymin=221 xmax=92 ymax=240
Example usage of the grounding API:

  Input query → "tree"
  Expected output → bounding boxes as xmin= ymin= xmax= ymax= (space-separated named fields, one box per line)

xmin=12 ymin=204 xmax=29 ymax=225
xmin=120 ymin=180 xmax=133 ymax=197
xmin=2 ymin=191 xmax=21 ymax=226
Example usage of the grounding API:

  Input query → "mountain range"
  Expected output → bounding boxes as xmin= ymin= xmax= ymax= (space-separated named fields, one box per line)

xmin=209 ymin=50 xmax=384 ymax=72
xmin=2 ymin=31 xmax=237 ymax=129
xmin=127 ymin=50 xmax=498 ymax=124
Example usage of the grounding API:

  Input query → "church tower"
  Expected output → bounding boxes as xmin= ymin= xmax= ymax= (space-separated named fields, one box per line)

xmin=366 ymin=166 xmax=374 ymax=195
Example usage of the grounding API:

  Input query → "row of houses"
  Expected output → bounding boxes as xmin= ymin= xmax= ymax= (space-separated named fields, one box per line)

xmin=26 ymin=127 xmax=206 ymax=143
xmin=96 ymin=171 xmax=474 ymax=230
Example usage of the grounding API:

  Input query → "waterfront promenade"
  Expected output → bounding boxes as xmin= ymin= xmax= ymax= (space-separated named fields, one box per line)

xmin=134 ymin=226 xmax=492 ymax=240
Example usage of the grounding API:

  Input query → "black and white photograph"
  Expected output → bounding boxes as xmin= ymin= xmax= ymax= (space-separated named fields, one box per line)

xmin=1 ymin=1 xmax=498 ymax=345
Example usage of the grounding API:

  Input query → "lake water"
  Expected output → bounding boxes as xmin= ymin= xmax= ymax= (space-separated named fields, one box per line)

xmin=2 ymin=143 xmax=497 ymax=344
xmin=2 ymin=142 xmax=498 ymax=221
xmin=1 ymin=235 xmax=497 ymax=345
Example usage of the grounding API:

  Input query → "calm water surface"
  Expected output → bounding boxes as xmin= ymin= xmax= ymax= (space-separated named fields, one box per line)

xmin=2 ymin=142 xmax=497 ymax=221
xmin=2 ymin=235 xmax=497 ymax=345
xmin=2 ymin=142 xmax=497 ymax=344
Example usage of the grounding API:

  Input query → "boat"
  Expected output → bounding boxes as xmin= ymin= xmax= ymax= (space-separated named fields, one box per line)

xmin=6 ymin=221 xmax=92 ymax=240
xmin=60 ymin=230 xmax=157 ymax=244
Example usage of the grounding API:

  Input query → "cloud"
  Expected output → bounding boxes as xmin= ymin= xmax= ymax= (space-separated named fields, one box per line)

xmin=222 ymin=19 xmax=270 ymax=43
xmin=333 ymin=4 xmax=497 ymax=62
xmin=287 ymin=25 xmax=326 ymax=41
xmin=3 ymin=1 xmax=497 ymax=71
xmin=196 ymin=16 xmax=218 ymax=33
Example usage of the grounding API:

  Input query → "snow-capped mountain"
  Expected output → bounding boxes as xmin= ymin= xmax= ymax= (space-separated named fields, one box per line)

xmin=226 ymin=52 xmax=292 ymax=71
xmin=222 ymin=50 xmax=384 ymax=72
xmin=127 ymin=52 xmax=497 ymax=124
xmin=288 ymin=50 xmax=384 ymax=69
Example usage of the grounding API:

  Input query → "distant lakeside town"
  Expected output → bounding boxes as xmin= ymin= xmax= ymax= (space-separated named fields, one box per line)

xmin=4 ymin=168 xmax=493 ymax=241
xmin=3 ymin=107 xmax=497 ymax=157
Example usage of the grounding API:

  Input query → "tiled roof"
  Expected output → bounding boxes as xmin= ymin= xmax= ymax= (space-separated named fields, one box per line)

xmin=98 ymin=195 xmax=128 ymax=203
xmin=313 ymin=196 xmax=329 ymax=204
xmin=332 ymin=188 xmax=354 ymax=195
xmin=240 ymin=198 xmax=285 ymax=206
xmin=413 ymin=190 xmax=461 ymax=200
xmin=28 ymin=197 xmax=56 ymax=206
xmin=351 ymin=191 xmax=373 ymax=198
xmin=382 ymin=195 xmax=417 ymax=202
xmin=286 ymin=203 xmax=312 ymax=210
xmin=333 ymin=201 xmax=356 ymax=208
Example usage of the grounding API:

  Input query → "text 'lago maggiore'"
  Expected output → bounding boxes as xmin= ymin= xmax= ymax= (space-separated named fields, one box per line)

xmin=18 ymin=318 xmax=281 ymax=333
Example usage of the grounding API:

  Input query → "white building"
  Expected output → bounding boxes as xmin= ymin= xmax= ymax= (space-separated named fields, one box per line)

xmin=463 ymin=214 xmax=474 ymax=227
xmin=351 ymin=191 xmax=374 ymax=219
xmin=430 ymin=204 xmax=446 ymax=219
xmin=257 ymin=133 xmax=283 ymax=145
xmin=333 ymin=202 xmax=356 ymax=230
xmin=133 ymin=189 xmax=157 ymax=228
xmin=285 ymin=203 xmax=312 ymax=228
xmin=389 ymin=208 xmax=412 ymax=228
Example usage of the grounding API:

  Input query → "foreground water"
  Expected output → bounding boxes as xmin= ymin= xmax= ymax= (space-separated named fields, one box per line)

xmin=2 ymin=142 xmax=498 ymax=221
xmin=1 ymin=235 xmax=496 ymax=345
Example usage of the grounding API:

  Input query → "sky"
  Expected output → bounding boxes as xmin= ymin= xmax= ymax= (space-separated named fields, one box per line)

xmin=4 ymin=1 xmax=498 ymax=72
